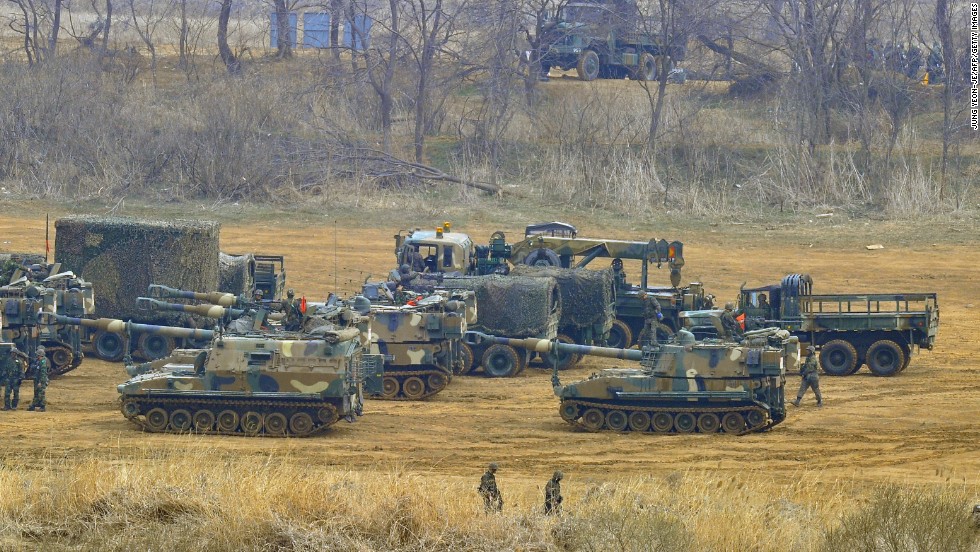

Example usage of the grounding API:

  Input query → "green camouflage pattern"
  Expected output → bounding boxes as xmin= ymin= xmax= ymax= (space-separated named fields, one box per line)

xmin=467 ymin=327 xmax=796 ymax=434
xmin=43 ymin=313 xmax=384 ymax=436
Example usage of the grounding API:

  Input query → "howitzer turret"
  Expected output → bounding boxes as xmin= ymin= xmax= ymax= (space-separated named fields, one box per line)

xmin=465 ymin=328 xmax=797 ymax=434
xmin=41 ymin=313 xmax=383 ymax=437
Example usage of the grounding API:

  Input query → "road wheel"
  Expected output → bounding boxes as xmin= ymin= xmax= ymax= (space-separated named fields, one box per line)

xmin=628 ymin=411 xmax=651 ymax=432
xmin=696 ymin=413 xmax=720 ymax=433
xmin=169 ymin=409 xmax=192 ymax=432
xmin=265 ymin=413 xmax=288 ymax=436
xmin=542 ymin=334 xmax=580 ymax=370
xmin=577 ymin=50 xmax=600 ymax=81
xmin=94 ymin=330 xmax=125 ymax=361
xmin=456 ymin=342 xmax=476 ymax=375
xmin=216 ymin=409 xmax=239 ymax=432
xmin=482 ymin=344 xmax=520 ymax=377
xmin=193 ymin=409 xmax=215 ymax=432
xmin=581 ymin=408 xmax=605 ymax=430
xmin=402 ymin=377 xmax=426 ymax=399
xmin=819 ymin=340 xmax=858 ymax=376
xmin=48 ymin=347 xmax=74 ymax=375
xmin=651 ymin=412 xmax=673 ymax=432
xmin=635 ymin=52 xmax=657 ymax=81
xmin=381 ymin=377 xmax=400 ymax=399
xmin=241 ymin=411 xmax=263 ymax=435
xmin=137 ymin=333 xmax=175 ymax=360
xmin=145 ymin=408 xmax=168 ymax=432
xmin=866 ymin=340 xmax=905 ymax=377
xmin=674 ymin=412 xmax=696 ymax=433
xmin=427 ymin=372 xmax=448 ymax=392
xmin=607 ymin=319 xmax=634 ymax=349
xmin=317 ymin=406 xmax=338 ymax=424
xmin=746 ymin=409 xmax=766 ymax=429
xmin=721 ymin=412 xmax=746 ymax=434
xmin=289 ymin=412 xmax=314 ymax=436
xmin=559 ymin=402 xmax=580 ymax=423
xmin=606 ymin=410 xmax=628 ymax=431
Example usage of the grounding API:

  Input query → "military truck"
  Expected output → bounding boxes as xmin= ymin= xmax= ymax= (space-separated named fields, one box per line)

xmin=735 ymin=274 xmax=939 ymax=376
xmin=535 ymin=0 xmax=686 ymax=81
xmin=395 ymin=222 xmax=703 ymax=349
xmin=467 ymin=326 xmax=796 ymax=434
xmin=43 ymin=313 xmax=383 ymax=436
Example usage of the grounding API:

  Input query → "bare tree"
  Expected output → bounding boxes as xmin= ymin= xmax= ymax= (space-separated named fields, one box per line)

xmin=129 ymin=0 xmax=172 ymax=74
xmin=349 ymin=0 xmax=401 ymax=153
xmin=273 ymin=0 xmax=293 ymax=58
xmin=218 ymin=0 xmax=242 ymax=73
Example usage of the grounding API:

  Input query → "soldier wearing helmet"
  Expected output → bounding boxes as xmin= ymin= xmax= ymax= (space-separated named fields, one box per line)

xmin=398 ymin=264 xmax=420 ymax=287
xmin=478 ymin=462 xmax=503 ymax=512
xmin=793 ymin=345 xmax=822 ymax=407
xmin=282 ymin=288 xmax=303 ymax=331
xmin=2 ymin=344 xmax=25 ymax=410
xmin=28 ymin=346 xmax=48 ymax=412
xmin=720 ymin=302 xmax=742 ymax=340
xmin=544 ymin=470 xmax=564 ymax=515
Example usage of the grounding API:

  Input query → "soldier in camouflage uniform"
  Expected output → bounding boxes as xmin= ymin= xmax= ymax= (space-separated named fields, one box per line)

xmin=1 ymin=346 xmax=13 ymax=410
xmin=478 ymin=462 xmax=503 ymax=512
xmin=544 ymin=470 xmax=563 ymax=515
xmin=637 ymin=291 xmax=662 ymax=346
xmin=282 ymin=289 xmax=303 ymax=331
xmin=793 ymin=345 xmax=822 ymax=407
xmin=3 ymin=345 xmax=25 ymax=410
xmin=721 ymin=303 xmax=743 ymax=340
xmin=28 ymin=346 xmax=48 ymax=412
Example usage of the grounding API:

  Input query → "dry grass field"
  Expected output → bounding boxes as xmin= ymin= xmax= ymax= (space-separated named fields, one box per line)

xmin=0 ymin=201 xmax=978 ymax=550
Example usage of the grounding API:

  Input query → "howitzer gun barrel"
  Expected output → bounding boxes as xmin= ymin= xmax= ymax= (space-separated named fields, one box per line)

xmin=147 ymin=285 xmax=239 ymax=307
xmin=40 ymin=314 xmax=215 ymax=340
xmin=137 ymin=297 xmax=249 ymax=319
xmin=464 ymin=332 xmax=644 ymax=361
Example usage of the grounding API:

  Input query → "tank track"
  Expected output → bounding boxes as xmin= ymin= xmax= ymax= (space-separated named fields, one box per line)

xmin=558 ymin=399 xmax=779 ymax=435
xmin=47 ymin=345 xmax=77 ymax=377
xmin=119 ymin=396 xmax=341 ymax=437
xmin=373 ymin=367 xmax=451 ymax=401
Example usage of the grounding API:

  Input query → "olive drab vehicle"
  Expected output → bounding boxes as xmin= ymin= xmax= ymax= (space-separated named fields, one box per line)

xmin=466 ymin=327 xmax=797 ymax=434
xmin=41 ymin=314 xmax=384 ymax=437
xmin=0 ymin=266 xmax=94 ymax=377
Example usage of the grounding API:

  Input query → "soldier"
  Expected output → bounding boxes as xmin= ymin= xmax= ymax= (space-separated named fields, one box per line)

xmin=3 ymin=345 xmax=25 ymax=410
xmin=721 ymin=303 xmax=742 ymax=340
xmin=0 ymin=345 xmax=12 ymax=410
xmin=405 ymin=246 xmax=425 ymax=273
xmin=478 ymin=462 xmax=503 ymax=512
xmin=793 ymin=345 xmax=822 ymax=407
xmin=28 ymin=346 xmax=48 ymax=412
xmin=704 ymin=294 xmax=716 ymax=310
xmin=757 ymin=293 xmax=770 ymax=311
xmin=252 ymin=288 xmax=264 ymax=303
xmin=637 ymin=291 xmax=662 ymax=346
xmin=611 ymin=258 xmax=627 ymax=289
xmin=282 ymin=288 xmax=303 ymax=331
xmin=398 ymin=264 xmax=419 ymax=286
xmin=544 ymin=470 xmax=563 ymax=515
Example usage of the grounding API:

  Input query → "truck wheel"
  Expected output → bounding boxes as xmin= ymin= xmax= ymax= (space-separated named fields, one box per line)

xmin=137 ymin=333 xmax=175 ymax=360
xmin=93 ymin=330 xmax=126 ymax=361
xmin=899 ymin=344 xmax=912 ymax=372
xmin=635 ymin=52 xmax=657 ymax=81
xmin=607 ymin=319 xmax=634 ymax=349
xmin=522 ymin=248 xmax=561 ymax=267
xmin=866 ymin=340 xmax=905 ymax=377
xmin=456 ymin=342 xmax=476 ymax=375
xmin=818 ymin=340 xmax=858 ymax=376
xmin=542 ymin=334 xmax=580 ymax=370
xmin=577 ymin=50 xmax=600 ymax=81
xmin=482 ymin=344 xmax=520 ymax=377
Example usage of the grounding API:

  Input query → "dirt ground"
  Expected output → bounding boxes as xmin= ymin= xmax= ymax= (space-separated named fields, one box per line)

xmin=1 ymin=207 xmax=978 ymax=493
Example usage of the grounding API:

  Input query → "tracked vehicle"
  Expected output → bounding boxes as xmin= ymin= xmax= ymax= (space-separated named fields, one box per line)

xmin=466 ymin=327 xmax=796 ymax=434
xmin=43 ymin=314 xmax=384 ymax=437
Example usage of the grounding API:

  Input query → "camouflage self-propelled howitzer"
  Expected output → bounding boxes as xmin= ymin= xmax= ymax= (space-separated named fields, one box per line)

xmin=42 ymin=314 xmax=384 ymax=437
xmin=466 ymin=327 xmax=797 ymax=434
xmin=362 ymin=294 xmax=469 ymax=400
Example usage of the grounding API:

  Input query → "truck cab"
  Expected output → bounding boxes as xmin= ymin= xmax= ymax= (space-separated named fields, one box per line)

xmin=395 ymin=225 xmax=476 ymax=275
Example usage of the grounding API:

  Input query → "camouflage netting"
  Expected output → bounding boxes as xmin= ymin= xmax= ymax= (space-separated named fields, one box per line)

xmin=510 ymin=266 xmax=616 ymax=331
xmin=219 ymin=253 xmax=254 ymax=296
xmin=0 ymin=253 xmax=47 ymax=285
xmin=442 ymin=275 xmax=558 ymax=337
xmin=55 ymin=217 xmax=220 ymax=322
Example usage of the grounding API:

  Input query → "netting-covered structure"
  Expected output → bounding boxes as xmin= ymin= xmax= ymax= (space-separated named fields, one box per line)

xmin=510 ymin=265 xmax=616 ymax=335
xmin=442 ymin=274 xmax=559 ymax=337
xmin=54 ymin=217 xmax=220 ymax=321
xmin=219 ymin=252 xmax=255 ymax=297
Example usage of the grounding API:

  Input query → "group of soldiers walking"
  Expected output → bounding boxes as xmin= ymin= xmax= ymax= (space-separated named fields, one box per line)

xmin=478 ymin=463 xmax=564 ymax=515
xmin=1 ymin=344 xmax=49 ymax=411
